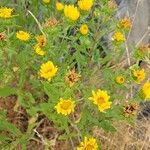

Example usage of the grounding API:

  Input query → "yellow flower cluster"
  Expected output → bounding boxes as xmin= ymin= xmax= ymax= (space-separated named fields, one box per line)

xmin=39 ymin=61 xmax=58 ymax=81
xmin=112 ymin=32 xmax=125 ymax=42
xmin=116 ymin=76 xmax=125 ymax=84
xmin=63 ymin=0 xmax=94 ymax=20
xmin=133 ymin=68 xmax=145 ymax=82
xmin=142 ymin=82 xmax=150 ymax=99
xmin=89 ymin=89 xmax=112 ymax=112
xmin=0 ymin=7 xmax=13 ymax=18
xmin=64 ymin=5 xmax=80 ymax=21
xmin=80 ymin=24 xmax=89 ymax=35
xmin=77 ymin=137 xmax=98 ymax=150
xmin=16 ymin=31 xmax=30 ymax=41
xmin=78 ymin=0 xmax=94 ymax=11
xmin=55 ymin=0 xmax=94 ymax=21
xmin=55 ymin=98 xmax=75 ymax=116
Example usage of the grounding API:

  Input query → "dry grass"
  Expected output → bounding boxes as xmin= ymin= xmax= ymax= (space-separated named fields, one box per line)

xmin=93 ymin=119 xmax=150 ymax=150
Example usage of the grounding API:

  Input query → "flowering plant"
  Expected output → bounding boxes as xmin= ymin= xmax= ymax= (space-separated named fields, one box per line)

xmin=0 ymin=0 xmax=149 ymax=149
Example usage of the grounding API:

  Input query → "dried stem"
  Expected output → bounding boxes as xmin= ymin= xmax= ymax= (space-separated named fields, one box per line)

xmin=27 ymin=10 xmax=46 ymax=36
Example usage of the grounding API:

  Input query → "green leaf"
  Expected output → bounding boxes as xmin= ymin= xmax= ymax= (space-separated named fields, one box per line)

xmin=43 ymin=82 xmax=60 ymax=100
xmin=106 ymin=106 xmax=124 ymax=120
xmin=99 ymin=120 xmax=117 ymax=132
xmin=0 ymin=120 xmax=22 ymax=136
xmin=0 ymin=87 xmax=16 ymax=97
xmin=0 ymin=135 xmax=11 ymax=143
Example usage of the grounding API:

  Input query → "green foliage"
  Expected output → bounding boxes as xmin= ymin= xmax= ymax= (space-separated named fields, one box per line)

xmin=0 ymin=0 xmax=149 ymax=149
xmin=0 ymin=87 xmax=16 ymax=97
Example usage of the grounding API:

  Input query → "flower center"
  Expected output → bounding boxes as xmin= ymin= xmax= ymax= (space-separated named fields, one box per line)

xmin=83 ymin=27 xmax=87 ymax=30
xmin=120 ymin=77 xmax=124 ymax=82
xmin=61 ymin=101 xmax=71 ymax=110
xmin=45 ymin=68 xmax=52 ymax=74
xmin=97 ymin=96 xmax=105 ymax=104
xmin=84 ymin=144 xmax=94 ymax=150
xmin=68 ymin=74 xmax=76 ymax=82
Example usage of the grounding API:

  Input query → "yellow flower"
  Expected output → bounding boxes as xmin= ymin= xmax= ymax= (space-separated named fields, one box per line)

xmin=142 ymin=82 xmax=150 ymax=99
xmin=133 ymin=69 xmax=145 ymax=82
xmin=77 ymin=137 xmax=98 ymax=150
xmin=89 ymin=89 xmax=112 ymax=112
xmin=112 ymin=32 xmax=125 ymax=42
xmin=0 ymin=7 xmax=13 ymax=18
xmin=16 ymin=31 xmax=30 ymax=41
xmin=65 ymin=69 xmax=80 ymax=87
xmin=116 ymin=76 xmax=125 ymax=84
xmin=55 ymin=98 xmax=75 ymax=116
xmin=64 ymin=5 xmax=80 ymax=21
xmin=34 ymin=45 xmax=45 ymax=56
xmin=56 ymin=2 xmax=64 ymax=11
xmin=39 ymin=61 xmax=58 ymax=81
xmin=80 ymin=24 xmax=89 ymax=35
xmin=35 ymin=35 xmax=47 ymax=47
xmin=119 ymin=17 xmax=132 ymax=29
xmin=43 ymin=0 xmax=50 ymax=4
xmin=78 ymin=0 xmax=94 ymax=11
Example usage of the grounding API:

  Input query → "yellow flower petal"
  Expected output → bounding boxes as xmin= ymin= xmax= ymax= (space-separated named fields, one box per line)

xmin=55 ymin=98 xmax=75 ymax=116
xmin=78 ymin=0 xmax=94 ymax=11
xmin=16 ymin=31 xmax=30 ymax=41
xmin=64 ymin=5 xmax=80 ymax=21
xmin=39 ymin=61 xmax=58 ymax=81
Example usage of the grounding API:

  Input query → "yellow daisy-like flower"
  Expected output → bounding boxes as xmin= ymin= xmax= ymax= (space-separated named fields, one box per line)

xmin=133 ymin=69 xmax=145 ymax=82
xmin=43 ymin=0 xmax=50 ymax=4
xmin=78 ymin=0 xmax=94 ymax=11
xmin=39 ymin=61 xmax=58 ymax=81
xmin=119 ymin=17 xmax=132 ymax=29
xmin=34 ymin=45 xmax=45 ymax=56
xmin=0 ymin=7 xmax=13 ymax=18
xmin=55 ymin=98 xmax=75 ymax=116
xmin=115 ymin=76 xmax=125 ymax=84
xmin=112 ymin=32 xmax=125 ymax=42
xmin=35 ymin=35 xmax=47 ymax=47
xmin=77 ymin=137 xmax=98 ymax=150
xmin=80 ymin=24 xmax=89 ymax=35
xmin=64 ymin=5 xmax=80 ymax=21
xmin=89 ymin=89 xmax=112 ymax=112
xmin=16 ymin=31 xmax=30 ymax=41
xmin=142 ymin=82 xmax=150 ymax=99
xmin=56 ymin=2 xmax=64 ymax=11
